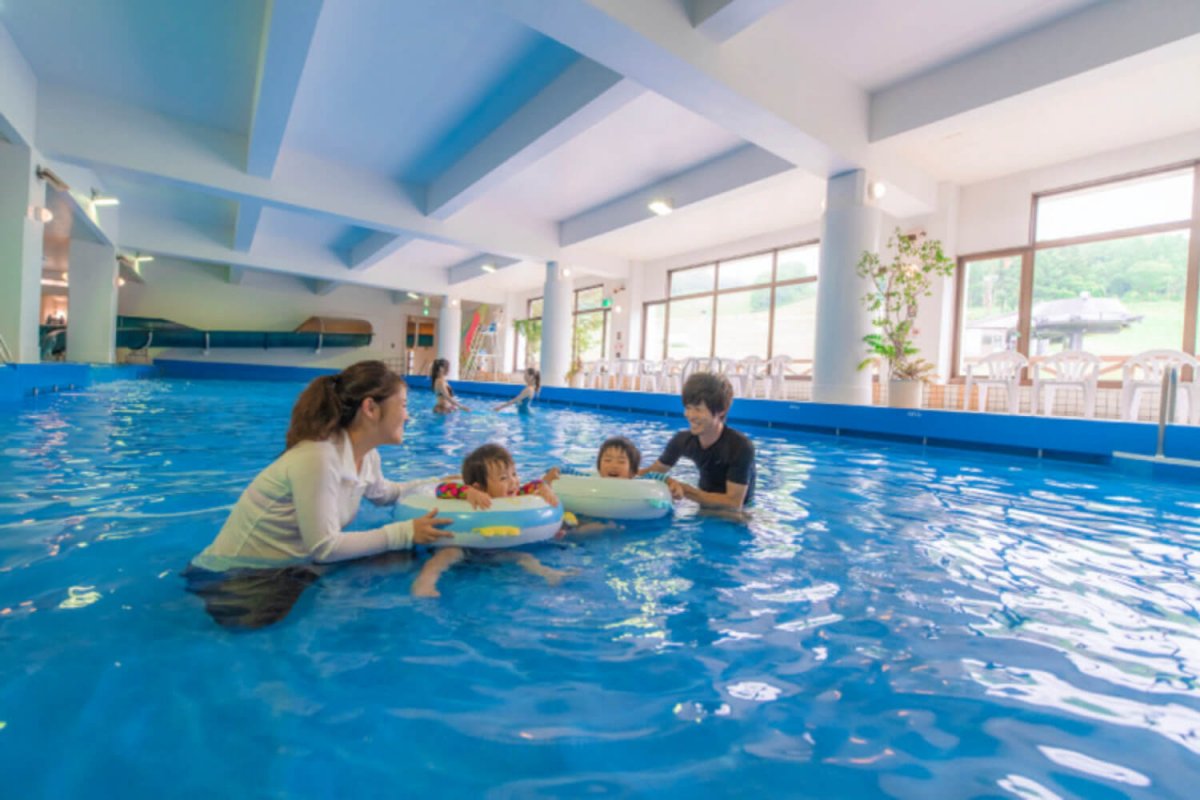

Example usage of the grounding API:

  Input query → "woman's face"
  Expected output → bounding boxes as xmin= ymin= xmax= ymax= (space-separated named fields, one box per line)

xmin=375 ymin=388 xmax=408 ymax=445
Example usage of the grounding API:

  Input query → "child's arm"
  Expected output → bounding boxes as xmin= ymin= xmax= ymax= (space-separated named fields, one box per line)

xmin=436 ymin=481 xmax=492 ymax=509
xmin=411 ymin=547 xmax=464 ymax=598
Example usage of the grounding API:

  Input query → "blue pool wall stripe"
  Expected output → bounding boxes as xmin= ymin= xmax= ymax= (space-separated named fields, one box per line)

xmin=4 ymin=359 xmax=1198 ymax=464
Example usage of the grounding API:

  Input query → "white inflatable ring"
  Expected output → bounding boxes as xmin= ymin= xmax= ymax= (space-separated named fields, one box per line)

xmin=554 ymin=474 xmax=674 ymax=521
xmin=395 ymin=486 xmax=563 ymax=549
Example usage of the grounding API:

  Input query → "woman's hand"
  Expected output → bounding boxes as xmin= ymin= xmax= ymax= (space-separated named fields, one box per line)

xmin=412 ymin=508 xmax=453 ymax=544
xmin=537 ymin=482 xmax=560 ymax=507
xmin=464 ymin=486 xmax=492 ymax=509
xmin=542 ymin=466 xmax=561 ymax=483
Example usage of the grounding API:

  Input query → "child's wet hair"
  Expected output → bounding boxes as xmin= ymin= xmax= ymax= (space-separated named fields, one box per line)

xmin=462 ymin=443 xmax=514 ymax=488
xmin=682 ymin=372 xmax=733 ymax=417
xmin=597 ymin=436 xmax=641 ymax=474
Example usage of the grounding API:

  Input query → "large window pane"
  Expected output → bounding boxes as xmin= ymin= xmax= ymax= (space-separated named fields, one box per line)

xmin=514 ymin=318 xmax=541 ymax=370
xmin=1031 ymin=231 xmax=1190 ymax=357
xmin=772 ymin=282 xmax=818 ymax=360
xmin=667 ymin=296 xmax=713 ymax=359
xmin=671 ymin=265 xmax=715 ymax=297
xmin=528 ymin=298 xmax=544 ymax=318
xmin=718 ymin=254 xmax=772 ymax=290
xmin=714 ymin=289 xmax=771 ymax=358
xmin=958 ymin=255 xmax=1022 ymax=373
xmin=573 ymin=310 xmax=607 ymax=362
xmin=1036 ymin=168 xmax=1194 ymax=241
xmin=576 ymin=286 xmax=604 ymax=311
xmin=777 ymin=245 xmax=820 ymax=282
xmin=643 ymin=302 xmax=665 ymax=361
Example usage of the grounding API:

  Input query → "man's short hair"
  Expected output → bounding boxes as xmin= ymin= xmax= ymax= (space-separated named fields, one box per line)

xmin=682 ymin=372 xmax=734 ymax=417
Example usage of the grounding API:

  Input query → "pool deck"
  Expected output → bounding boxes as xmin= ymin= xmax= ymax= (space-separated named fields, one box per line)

xmin=5 ymin=359 xmax=1199 ymax=469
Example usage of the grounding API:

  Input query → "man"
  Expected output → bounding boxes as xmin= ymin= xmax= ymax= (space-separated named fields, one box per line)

xmin=641 ymin=372 xmax=756 ymax=510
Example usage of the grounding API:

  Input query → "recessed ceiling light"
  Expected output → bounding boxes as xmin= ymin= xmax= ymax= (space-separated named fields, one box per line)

xmin=90 ymin=189 xmax=120 ymax=207
xmin=648 ymin=198 xmax=673 ymax=216
xmin=481 ymin=263 xmax=496 ymax=273
xmin=133 ymin=254 xmax=153 ymax=264
xmin=406 ymin=291 xmax=420 ymax=300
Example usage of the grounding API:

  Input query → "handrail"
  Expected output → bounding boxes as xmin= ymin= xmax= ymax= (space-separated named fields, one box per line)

xmin=1156 ymin=367 xmax=1178 ymax=458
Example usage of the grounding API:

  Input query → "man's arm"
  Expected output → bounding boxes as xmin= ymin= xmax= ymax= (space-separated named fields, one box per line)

xmin=674 ymin=480 xmax=748 ymax=510
xmin=638 ymin=461 xmax=673 ymax=476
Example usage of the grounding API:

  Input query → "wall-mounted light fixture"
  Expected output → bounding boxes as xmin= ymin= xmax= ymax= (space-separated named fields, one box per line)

xmin=449 ymin=298 xmax=460 ymax=308
xmin=27 ymin=206 xmax=53 ymax=223
xmin=117 ymin=277 xmax=127 ymax=287
xmin=867 ymin=181 xmax=887 ymax=201
xmin=481 ymin=263 xmax=496 ymax=274
xmin=40 ymin=277 xmax=69 ymax=288
xmin=648 ymin=198 xmax=674 ymax=216
xmin=90 ymin=189 xmax=120 ymax=207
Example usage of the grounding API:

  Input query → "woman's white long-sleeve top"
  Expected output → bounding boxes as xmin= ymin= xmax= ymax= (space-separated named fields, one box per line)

xmin=193 ymin=433 xmax=423 ymax=571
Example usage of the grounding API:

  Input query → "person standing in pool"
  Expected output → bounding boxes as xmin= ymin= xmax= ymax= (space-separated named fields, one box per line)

xmin=431 ymin=358 xmax=470 ymax=414
xmin=640 ymin=372 xmax=756 ymax=511
xmin=186 ymin=361 xmax=453 ymax=627
xmin=494 ymin=367 xmax=539 ymax=413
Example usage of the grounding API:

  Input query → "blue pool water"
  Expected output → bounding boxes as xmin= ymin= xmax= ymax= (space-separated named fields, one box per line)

xmin=2 ymin=378 xmax=1200 ymax=798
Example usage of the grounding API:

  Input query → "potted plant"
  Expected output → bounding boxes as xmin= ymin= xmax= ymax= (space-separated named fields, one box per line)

xmin=856 ymin=229 xmax=954 ymax=408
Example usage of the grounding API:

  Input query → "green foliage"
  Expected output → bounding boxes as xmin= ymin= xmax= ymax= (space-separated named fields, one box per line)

xmin=513 ymin=317 xmax=542 ymax=364
xmin=857 ymin=229 xmax=955 ymax=380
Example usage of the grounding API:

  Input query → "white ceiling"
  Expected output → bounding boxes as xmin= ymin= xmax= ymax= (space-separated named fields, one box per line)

xmin=2 ymin=0 xmax=1196 ymax=301
xmin=466 ymin=92 xmax=746 ymax=222
xmin=877 ymin=39 xmax=1200 ymax=184
xmin=746 ymin=0 xmax=1101 ymax=91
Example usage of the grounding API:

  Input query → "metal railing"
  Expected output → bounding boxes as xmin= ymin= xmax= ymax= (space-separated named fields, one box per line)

xmin=1156 ymin=367 xmax=1178 ymax=457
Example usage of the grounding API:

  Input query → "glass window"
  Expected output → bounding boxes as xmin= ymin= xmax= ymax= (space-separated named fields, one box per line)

xmin=1036 ymin=168 xmax=1194 ymax=242
xmin=513 ymin=318 xmax=541 ymax=370
xmin=1030 ymin=231 xmax=1190 ymax=357
xmin=957 ymin=254 xmax=1022 ymax=373
xmin=670 ymin=265 xmax=715 ymax=297
xmin=528 ymin=298 xmax=544 ymax=318
xmin=666 ymin=296 xmax=713 ymax=359
xmin=643 ymin=302 xmax=666 ymax=361
xmin=573 ymin=310 xmax=607 ymax=362
xmin=714 ymin=289 xmax=771 ymax=359
xmin=772 ymin=282 xmax=818 ymax=360
xmin=718 ymin=254 xmax=773 ymax=290
xmin=576 ymin=286 xmax=605 ymax=311
xmin=777 ymin=244 xmax=820 ymax=282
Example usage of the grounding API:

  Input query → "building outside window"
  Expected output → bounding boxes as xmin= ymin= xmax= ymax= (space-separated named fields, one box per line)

xmin=955 ymin=163 xmax=1199 ymax=376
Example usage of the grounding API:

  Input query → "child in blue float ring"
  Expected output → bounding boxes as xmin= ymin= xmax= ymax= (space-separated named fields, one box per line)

xmin=494 ymin=367 xmax=539 ymax=413
xmin=411 ymin=443 xmax=571 ymax=597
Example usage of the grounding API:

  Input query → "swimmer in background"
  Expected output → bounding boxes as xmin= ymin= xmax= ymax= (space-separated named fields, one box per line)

xmin=412 ymin=443 xmax=571 ymax=597
xmin=494 ymin=367 xmax=539 ymax=413
xmin=431 ymin=358 xmax=470 ymax=414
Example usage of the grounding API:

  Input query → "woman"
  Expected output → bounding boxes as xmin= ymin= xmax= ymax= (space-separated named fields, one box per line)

xmin=431 ymin=357 xmax=469 ymax=413
xmin=186 ymin=360 xmax=451 ymax=627
xmin=494 ymin=367 xmax=539 ymax=412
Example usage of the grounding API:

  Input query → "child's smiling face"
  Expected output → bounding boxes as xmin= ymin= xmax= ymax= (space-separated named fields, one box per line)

xmin=598 ymin=447 xmax=633 ymax=479
xmin=478 ymin=460 xmax=521 ymax=497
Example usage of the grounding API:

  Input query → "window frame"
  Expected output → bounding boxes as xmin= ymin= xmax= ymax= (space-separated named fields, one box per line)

xmin=647 ymin=240 xmax=820 ymax=360
xmin=952 ymin=159 xmax=1200 ymax=382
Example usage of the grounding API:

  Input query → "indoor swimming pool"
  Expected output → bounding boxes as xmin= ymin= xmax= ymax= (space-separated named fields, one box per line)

xmin=1 ymin=378 xmax=1199 ymax=798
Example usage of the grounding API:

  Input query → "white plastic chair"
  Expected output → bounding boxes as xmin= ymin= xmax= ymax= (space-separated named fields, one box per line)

xmin=964 ymin=351 xmax=1028 ymax=414
xmin=1032 ymin=350 xmax=1101 ymax=418
xmin=717 ymin=358 xmax=747 ymax=395
xmin=739 ymin=356 xmax=767 ymax=398
xmin=659 ymin=358 xmax=683 ymax=393
xmin=614 ymin=358 xmax=641 ymax=391
xmin=765 ymin=355 xmax=793 ymax=400
xmin=1120 ymin=349 xmax=1200 ymax=424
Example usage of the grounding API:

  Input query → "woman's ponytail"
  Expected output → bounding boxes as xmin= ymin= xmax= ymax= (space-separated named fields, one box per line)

xmin=285 ymin=361 xmax=404 ymax=449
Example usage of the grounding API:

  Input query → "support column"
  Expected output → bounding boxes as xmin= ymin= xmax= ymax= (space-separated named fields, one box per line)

xmin=436 ymin=295 xmax=462 ymax=379
xmin=0 ymin=141 xmax=46 ymax=362
xmin=624 ymin=264 xmax=645 ymax=360
xmin=812 ymin=169 xmax=882 ymax=405
xmin=911 ymin=182 xmax=960 ymax=381
xmin=66 ymin=239 xmax=119 ymax=364
xmin=540 ymin=261 xmax=573 ymax=387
